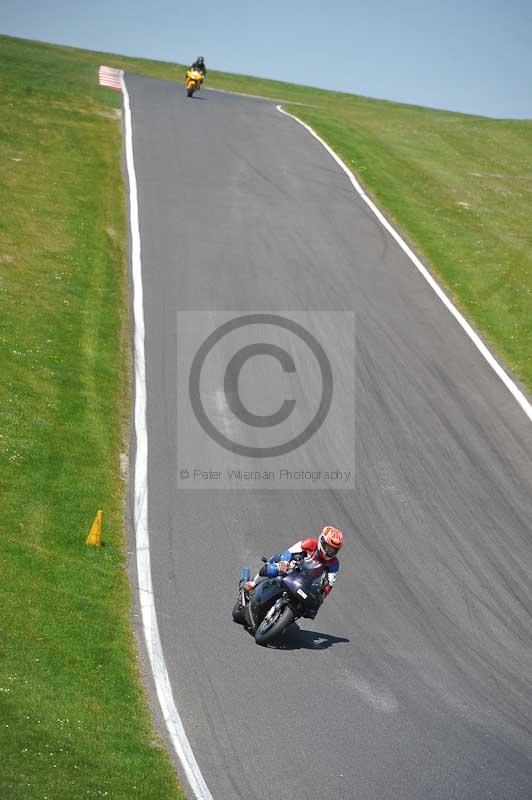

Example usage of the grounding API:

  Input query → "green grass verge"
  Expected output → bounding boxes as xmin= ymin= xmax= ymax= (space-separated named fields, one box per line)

xmin=0 ymin=35 xmax=185 ymax=799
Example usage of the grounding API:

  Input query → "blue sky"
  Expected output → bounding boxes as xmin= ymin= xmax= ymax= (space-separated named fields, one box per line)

xmin=2 ymin=0 xmax=531 ymax=118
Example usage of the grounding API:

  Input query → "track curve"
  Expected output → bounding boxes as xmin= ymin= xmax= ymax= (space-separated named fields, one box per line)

xmin=126 ymin=74 xmax=532 ymax=800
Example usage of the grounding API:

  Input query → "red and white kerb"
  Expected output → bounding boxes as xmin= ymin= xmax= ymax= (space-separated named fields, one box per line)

xmin=98 ymin=66 xmax=122 ymax=92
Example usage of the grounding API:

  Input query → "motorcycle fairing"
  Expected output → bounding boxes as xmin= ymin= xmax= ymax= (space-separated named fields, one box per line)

xmin=248 ymin=577 xmax=283 ymax=627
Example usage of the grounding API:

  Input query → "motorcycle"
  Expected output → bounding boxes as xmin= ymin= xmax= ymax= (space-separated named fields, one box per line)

xmin=232 ymin=555 xmax=324 ymax=645
xmin=184 ymin=68 xmax=203 ymax=97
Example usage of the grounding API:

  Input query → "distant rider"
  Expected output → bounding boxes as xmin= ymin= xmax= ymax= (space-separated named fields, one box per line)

xmin=190 ymin=56 xmax=207 ymax=83
xmin=243 ymin=526 xmax=344 ymax=617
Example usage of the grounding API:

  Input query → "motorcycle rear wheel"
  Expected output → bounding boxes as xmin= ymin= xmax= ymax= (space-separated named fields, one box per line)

xmin=232 ymin=601 xmax=246 ymax=625
xmin=255 ymin=605 xmax=296 ymax=646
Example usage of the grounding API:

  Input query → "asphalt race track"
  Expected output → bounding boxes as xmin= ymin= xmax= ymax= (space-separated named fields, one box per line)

xmin=125 ymin=74 xmax=532 ymax=799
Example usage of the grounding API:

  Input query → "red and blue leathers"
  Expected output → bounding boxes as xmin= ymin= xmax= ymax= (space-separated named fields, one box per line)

xmin=262 ymin=538 xmax=339 ymax=596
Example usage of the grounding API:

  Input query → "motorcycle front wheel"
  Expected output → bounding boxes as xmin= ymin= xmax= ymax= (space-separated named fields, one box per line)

xmin=254 ymin=605 xmax=296 ymax=646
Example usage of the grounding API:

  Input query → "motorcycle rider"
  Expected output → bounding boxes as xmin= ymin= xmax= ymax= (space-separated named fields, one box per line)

xmin=190 ymin=56 xmax=207 ymax=83
xmin=243 ymin=526 xmax=343 ymax=616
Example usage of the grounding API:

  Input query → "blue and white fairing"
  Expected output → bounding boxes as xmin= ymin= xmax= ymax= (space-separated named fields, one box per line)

xmin=282 ymin=561 xmax=325 ymax=596
xmin=248 ymin=561 xmax=323 ymax=629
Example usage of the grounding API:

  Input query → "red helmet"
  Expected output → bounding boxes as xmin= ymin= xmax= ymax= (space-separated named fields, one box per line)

xmin=318 ymin=526 xmax=344 ymax=559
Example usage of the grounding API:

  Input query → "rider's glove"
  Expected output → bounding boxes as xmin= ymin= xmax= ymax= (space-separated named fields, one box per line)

xmin=277 ymin=560 xmax=290 ymax=574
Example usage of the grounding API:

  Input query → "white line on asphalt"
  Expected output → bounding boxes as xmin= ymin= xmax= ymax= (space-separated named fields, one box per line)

xmin=121 ymin=72 xmax=215 ymax=800
xmin=205 ymin=86 xmax=320 ymax=107
xmin=276 ymin=105 xmax=532 ymax=424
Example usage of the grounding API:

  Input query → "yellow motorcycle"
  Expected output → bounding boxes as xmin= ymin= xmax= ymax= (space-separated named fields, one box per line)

xmin=185 ymin=68 xmax=203 ymax=98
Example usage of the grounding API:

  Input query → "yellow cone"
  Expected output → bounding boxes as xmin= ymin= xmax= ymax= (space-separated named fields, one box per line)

xmin=86 ymin=511 xmax=103 ymax=546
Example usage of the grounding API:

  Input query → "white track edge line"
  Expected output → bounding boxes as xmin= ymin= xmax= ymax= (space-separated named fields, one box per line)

xmin=120 ymin=71 xmax=215 ymax=800
xmin=276 ymin=104 xmax=532 ymax=424
xmin=205 ymin=86 xmax=317 ymax=107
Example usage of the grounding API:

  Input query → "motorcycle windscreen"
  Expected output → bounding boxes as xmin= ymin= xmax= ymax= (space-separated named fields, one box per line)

xmin=283 ymin=568 xmax=323 ymax=609
xmin=287 ymin=560 xmax=324 ymax=588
